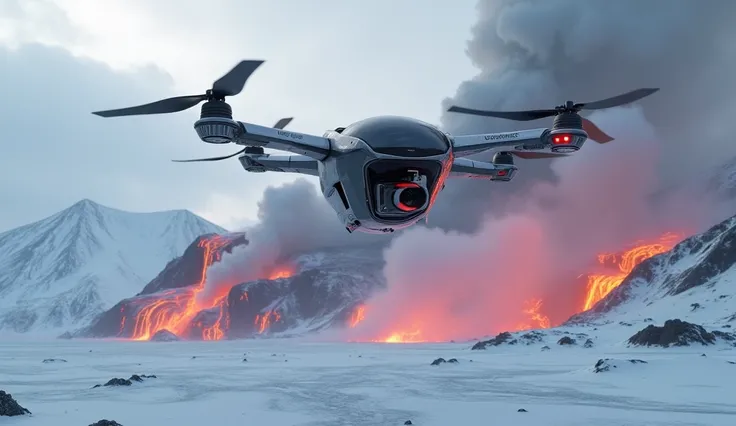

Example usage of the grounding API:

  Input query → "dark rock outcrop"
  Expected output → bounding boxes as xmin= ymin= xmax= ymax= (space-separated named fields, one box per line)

xmin=627 ymin=319 xmax=724 ymax=347
xmin=89 ymin=420 xmax=123 ymax=426
xmin=150 ymin=330 xmax=180 ymax=342
xmin=593 ymin=358 xmax=648 ymax=373
xmin=92 ymin=374 xmax=156 ymax=388
xmin=42 ymin=358 xmax=67 ymax=363
xmin=471 ymin=330 xmax=546 ymax=350
xmin=0 ymin=390 xmax=31 ymax=416
xmin=557 ymin=336 xmax=576 ymax=345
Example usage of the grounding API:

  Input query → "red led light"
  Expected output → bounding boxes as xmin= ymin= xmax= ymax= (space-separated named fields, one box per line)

xmin=552 ymin=134 xmax=573 ymax=145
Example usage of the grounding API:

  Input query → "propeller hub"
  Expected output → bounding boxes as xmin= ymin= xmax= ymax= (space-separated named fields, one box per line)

xmin=194 ymin=117 xmax=240 ymax=144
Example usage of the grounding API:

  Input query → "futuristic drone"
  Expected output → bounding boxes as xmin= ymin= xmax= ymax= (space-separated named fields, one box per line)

xmin=92 ymin=60 xmax=658 ymax=235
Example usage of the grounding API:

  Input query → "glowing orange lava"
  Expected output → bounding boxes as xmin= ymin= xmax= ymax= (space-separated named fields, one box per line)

xmin=582 ymin=233 xmax=680 ymax=311
xmin=348 ymin=305 xmax=366 ymax=328
xmin=123 ymin=235 xmax=295 ymax=341
xmin=354 ymin=232 xmax=681 ymax=343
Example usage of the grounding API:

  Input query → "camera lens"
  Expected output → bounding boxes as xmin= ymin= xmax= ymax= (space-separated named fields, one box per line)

xmin=394 ymin=187 xmax=427 ymax=211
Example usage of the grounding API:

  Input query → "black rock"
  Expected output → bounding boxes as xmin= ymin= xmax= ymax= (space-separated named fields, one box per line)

xmin=727 ymin=361 xmax=735 ymax=365
xmin=518 ymin=408 xmax=528 ymax=412
xmin=242 ymin=358 xmax=248 ymax=362
xmin=447 ymin=358 xmax=459 ymax=363
xmin=93 ymin=375 xmax=156 ymax=388
xmin=0 ymin=390 xmax=31 ymax=416
xmin=557 ymin=336 xmax=576 ymax=345
xmin=628 ymin=319 xmax=716 ymax=347
xmin=690 ymin=303 xmax=702 ymax=311
xmin=471 ymin=331 xmax=514 ymax=350
xmin=150 ymin=330 xmax=180 ymax=342
xmin=404 ymin=421 xmax=413 ymax=425
xmin=42 ymin=358 xmax=67 ymax=363
xmin=593 ymin=358 xmax=648 ymax=373
xmin=541 ymin=345 xmax=551 ymax=351
xmin=430 ymin=358 xmax=446 ymax=366
xmin=583 ymin=339 xmax=594 ymax=348
xmin=89 ymin=420 xmax=123 ymax=426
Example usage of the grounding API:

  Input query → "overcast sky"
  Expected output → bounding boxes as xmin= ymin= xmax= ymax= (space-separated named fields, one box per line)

xmin=0 ymin=0 xmax=478 ymax=232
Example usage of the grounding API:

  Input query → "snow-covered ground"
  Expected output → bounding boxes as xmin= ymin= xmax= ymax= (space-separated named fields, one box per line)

xmin=2 ymin=337 xmax=735 ymax=426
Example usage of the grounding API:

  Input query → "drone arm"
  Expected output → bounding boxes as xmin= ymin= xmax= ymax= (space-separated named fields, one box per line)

xmin=235 ymin=121 xmax=331 ymax=160
xmin=239 ymin=153 xmax=320 ymax=176
xmin=449 ymin=158 xmax=516 ymax=180
xmin=452 ymin=128 xmax=548 ymax=157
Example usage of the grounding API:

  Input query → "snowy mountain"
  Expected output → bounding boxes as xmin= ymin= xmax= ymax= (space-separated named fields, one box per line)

xmin=566 ymin=212 xmax=736 ymax=329
xmin=0 ymin=199 xmax=226 ymax=334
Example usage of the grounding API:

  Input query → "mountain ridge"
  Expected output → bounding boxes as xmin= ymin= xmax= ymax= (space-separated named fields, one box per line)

xmin=0 ymin=198 xmax=227 ymax=334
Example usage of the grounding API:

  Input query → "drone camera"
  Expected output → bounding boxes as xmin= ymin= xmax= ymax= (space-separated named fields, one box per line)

xmin=546 ymin=128 xmax=587 ymax=153
xmin=194 ymin=117 xmax=241 ymax=144
xmin=374 ymin=171 xmax=430 ymax=218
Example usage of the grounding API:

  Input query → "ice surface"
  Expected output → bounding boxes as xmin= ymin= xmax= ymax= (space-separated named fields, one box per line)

xmin=1 ymin=338 xmax=734 ymax=426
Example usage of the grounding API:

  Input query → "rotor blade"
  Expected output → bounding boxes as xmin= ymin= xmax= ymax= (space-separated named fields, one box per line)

xmin=447 ymin=105 xmax=558 ymax=121
xmin=578 ymin=88 xmax=659 ymax=111
xmin=512 ymin=152 xmax=568 ymax=159
xmin=172 ymin=148 xmax=246 ymax=163
xmin=582 ymin=117 xmax=614 ymax=143
xmin=92 ymin=94 xmax=207 ymax=117
xmin=212 ymin=60 xmax=265 ymax=97
xmin=273 ymin=117 xmax=293 ymax=129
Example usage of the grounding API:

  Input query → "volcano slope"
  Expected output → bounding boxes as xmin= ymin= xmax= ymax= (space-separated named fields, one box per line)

xmin=70 ymin=233 xmax=386 ymax=340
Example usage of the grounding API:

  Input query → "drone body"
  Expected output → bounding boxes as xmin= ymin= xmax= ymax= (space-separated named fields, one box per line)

xmin=93 ymin=60 xmax=658 ymax=234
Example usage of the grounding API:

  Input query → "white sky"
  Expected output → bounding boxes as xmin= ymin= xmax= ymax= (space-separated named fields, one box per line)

xmin=0 ymin=0 xmax=479 ymax=231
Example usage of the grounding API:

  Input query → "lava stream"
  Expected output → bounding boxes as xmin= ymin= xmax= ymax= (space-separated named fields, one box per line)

xmin=349 ymin=232 xmax=681 ymax=343
xmin=124 ymin=235 xmax=294 ymax=341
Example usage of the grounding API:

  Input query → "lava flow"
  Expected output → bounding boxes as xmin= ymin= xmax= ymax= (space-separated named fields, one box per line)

xmin=349 ymin=232 xmax=681 ymax=343
xmin=124 ymin=235 xmax=294 ymax=341
xmin=581 ymin=232 xmax=681 ymax=311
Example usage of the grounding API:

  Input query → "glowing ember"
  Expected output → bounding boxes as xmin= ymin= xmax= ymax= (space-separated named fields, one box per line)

xmin=582 ymin=233 xmax=680 ymax=311
xmin=269 ymin=268 xmax=293 ymax=280
xmin=515 ymin=298 xmax=551 ymax=331
xmin=122 ymin=235 xmax=295 ymax=341
xmin=348 ymin=305 xmax=366 ymax=328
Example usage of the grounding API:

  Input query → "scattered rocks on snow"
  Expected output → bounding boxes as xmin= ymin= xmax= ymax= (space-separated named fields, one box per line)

xmin=471 ymin=332 xmax=513 ymax=349
xmin=518 ymin=408 xmax=528 ymax=412
xmin=0 ymin=390 xmax=31 ymax=416
xmin=471 ymin=330 xmax=546 ymax=349
xmin=557 ymin=336 xmax=576 ymax=345
xmin=727 ymin=361 xmax=735 ymax=365
xmin=627 ymin=319 xmax=736 ymax=347
xmin=92 ymin=374 xmax=157 ymax=388
xmin=404 ymin=420 xmax=413 ymax=425
xmin=619 ymin=321 xmax=633 ymax=327
xmin=583 ymin=339 xmax=594 ymax=348
xmin=593 ymin=358 xmax=648 ymax=373
xmin=89 ymin=420 xmax=123 ymax=426
xmin=150 ymin=330 xmax=180 ymax=342
xmin=430 ymin=357 xmax=458 ymax=366
xmin=541 ymin=345 xmax=551 ymax=351
xmin=690 ymin=303 xmax=702 ymax=311
xmin=42 ymin=358 xmax=67 ymax=363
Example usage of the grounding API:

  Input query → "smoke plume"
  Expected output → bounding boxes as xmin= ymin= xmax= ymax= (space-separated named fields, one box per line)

xmin=198 ymin=179 xmax=384 ymax=304
xmin=351 ymin=0 xmax=736 ymax=339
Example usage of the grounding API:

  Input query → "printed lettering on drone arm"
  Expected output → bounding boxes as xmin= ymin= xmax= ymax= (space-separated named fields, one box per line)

xmin=237 ymin=122 xmax=331 ymax=160
xmin=451 ymin=128 xmax=547 ymax=157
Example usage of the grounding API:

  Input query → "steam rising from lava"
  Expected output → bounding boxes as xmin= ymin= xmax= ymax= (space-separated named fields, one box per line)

xmin=201 ymin=180 xmax=383 ymax=306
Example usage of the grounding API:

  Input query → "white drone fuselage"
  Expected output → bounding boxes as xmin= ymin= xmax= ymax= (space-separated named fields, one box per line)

xmin=195 ymin=115 xmax=589 ymax=234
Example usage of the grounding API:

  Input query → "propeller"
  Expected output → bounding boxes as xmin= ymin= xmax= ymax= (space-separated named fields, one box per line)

xmin=172 ymin=118 xmax=294 ymax=163
xmin=447 ymin=88 xmax=659 ymax=122
xmin=92 ymin=60 xmax=265 ymax=117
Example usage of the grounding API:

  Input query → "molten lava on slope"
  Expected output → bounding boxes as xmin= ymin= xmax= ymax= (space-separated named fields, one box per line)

xmin=109 ymin=234 xmax=295 ymax=341
xmin=348 ymin=233 xmax=681 ymax=343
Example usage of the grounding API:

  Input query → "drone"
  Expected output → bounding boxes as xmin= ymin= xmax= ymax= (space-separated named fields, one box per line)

xmin=92 ymin=60 xmax=658 ymax=235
